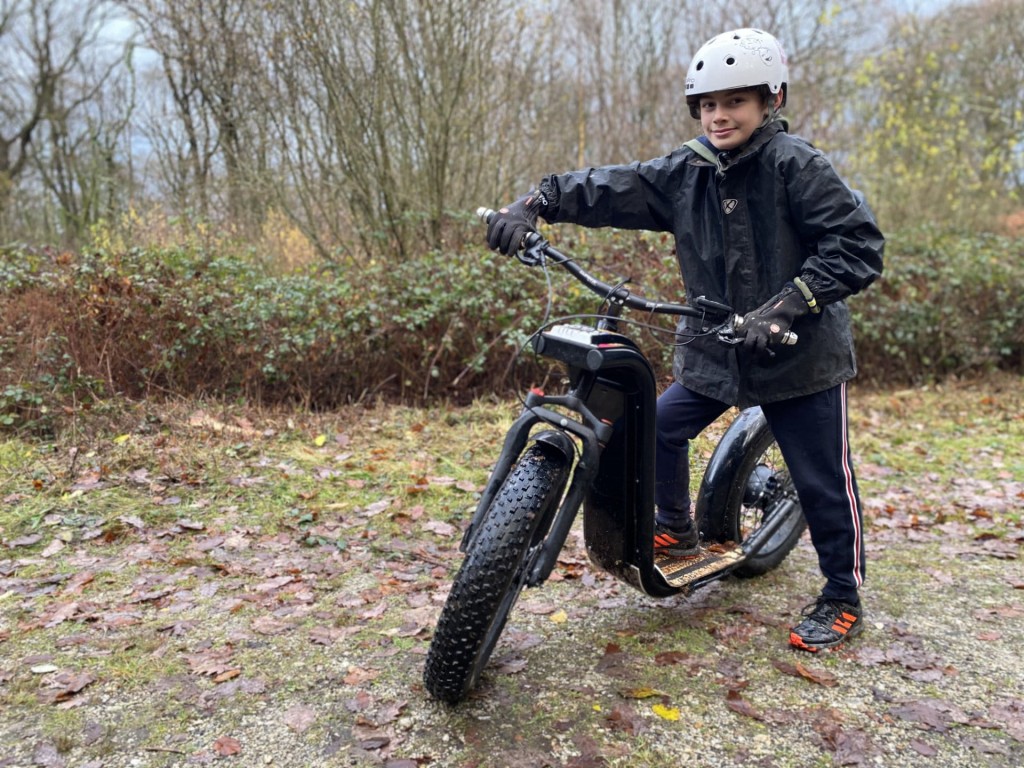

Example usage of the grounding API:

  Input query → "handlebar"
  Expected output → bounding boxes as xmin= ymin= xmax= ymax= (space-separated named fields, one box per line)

xmin=477 ymin=206 xmax=797 ymax=347
xmin=477 ymin=207 xmax=714 ymax=320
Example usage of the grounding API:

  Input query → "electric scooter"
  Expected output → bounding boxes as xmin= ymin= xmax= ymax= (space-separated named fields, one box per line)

xmin=423 ymin=212 xmax=807 ymax=704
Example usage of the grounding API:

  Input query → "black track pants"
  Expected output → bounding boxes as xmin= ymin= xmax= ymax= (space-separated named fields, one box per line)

xmin=655 ymin=381 xmax=865 ymax=603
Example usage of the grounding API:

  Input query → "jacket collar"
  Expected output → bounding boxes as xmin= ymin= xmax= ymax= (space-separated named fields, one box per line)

xmin=687 ymin=119 xmax=789 ymax=174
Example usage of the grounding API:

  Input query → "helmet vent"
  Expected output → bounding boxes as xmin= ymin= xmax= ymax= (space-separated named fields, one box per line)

xmin=725 ymin=56 xmax=736 ymax=66
xmin=695 ymin=61 xmax=704 ymax=71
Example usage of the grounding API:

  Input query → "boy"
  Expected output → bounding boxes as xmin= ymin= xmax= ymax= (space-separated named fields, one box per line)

xmin=486 ymin=28 xmax=884 ymax=652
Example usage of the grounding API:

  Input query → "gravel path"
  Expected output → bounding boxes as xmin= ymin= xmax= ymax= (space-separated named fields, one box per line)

xmin=3 ymin=528 xmax=1021 ymax=768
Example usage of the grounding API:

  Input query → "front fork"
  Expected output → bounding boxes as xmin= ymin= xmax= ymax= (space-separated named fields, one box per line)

xmin=463 ymin=337 xmax=675 ymax=595
xmin=460 ymin=389 xmax=610 ymax=588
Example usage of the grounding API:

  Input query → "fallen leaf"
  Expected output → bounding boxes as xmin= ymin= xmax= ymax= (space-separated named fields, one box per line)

xmin=772 ymin=659 xmax=838 ymax=687
xmin=62 ymin=571 xmax=95 ymax=596
xmin=654 ymin=650 xmax=692 ymax=666
xmin=251 ymin=615 xmax=294 ymax=635
xmin=283 ymin=705 xmax=317 ymax=733
xmin=889 ymin=698 xmax=969 ymax=732
xmin=38 ymin=670 xmax=97 ymax=704
xmin=254 ymin=575 xmax=295 ymax=593
xmin=9 ymin=533 xmax=43 ymax=548
xmin=725 ymin=690 xmax=764 ymax=721
xmin=604 ymin=703 xmax=647 ymax=736
xmin=651 ymin=703 xmax=680 ymax=721
xmin=421 ymin=520 xmax=457 ymax=537
xmin=213 ymin=669 xmax=241 ymax=683
xmin=620 ymin=687 xmax=663 ymax=700
xmin=359 ymin=735 xmax=390 ymax=750
xmin=41 ymin=539 xmax=66 ymax=558
xmin=43 ymin=601 xmax=81 ymax=628
xmin=187 ymin=646 xmax=236 ymax=677
xmin=362 ymin=499 xmax=391 ymax=516
xmin=910 ymin=739 xmax=938 ymax=757
xmin=343 ymin=666 xmax=379 ymax=685
xmin=308 ymin=626 xmax=346 ymax=645
xmin=491 ymin=657 xmax=527 ymax=676
xmin=213 ymin=736 xmax=242 ymax=756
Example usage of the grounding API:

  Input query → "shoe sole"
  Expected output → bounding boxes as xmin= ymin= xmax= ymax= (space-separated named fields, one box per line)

xmin=654 ymin=546 xmax=700 ymax=558
xmin=789 ymin=620 xmax=864 ymax=653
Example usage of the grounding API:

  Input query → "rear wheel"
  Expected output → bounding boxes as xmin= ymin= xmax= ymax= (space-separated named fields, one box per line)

xmin=723 ymin=420 xmax=807 ymax=577
xmin=423 ymin=442 xmax=570 ymax=704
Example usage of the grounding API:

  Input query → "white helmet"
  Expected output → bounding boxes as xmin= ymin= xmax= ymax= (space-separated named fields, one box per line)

xmin=685 ymin=28 xmax=788 ymax=118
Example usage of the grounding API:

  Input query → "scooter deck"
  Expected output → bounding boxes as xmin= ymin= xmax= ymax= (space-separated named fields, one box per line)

xmin=654 ymin=542 xmax=743 ymax=589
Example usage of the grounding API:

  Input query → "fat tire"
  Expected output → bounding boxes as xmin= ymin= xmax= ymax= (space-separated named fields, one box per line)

xmin=726 ymin=421 xmax=807 ymax=578
xmin=423 ymin=443 xmax=569 ymax=704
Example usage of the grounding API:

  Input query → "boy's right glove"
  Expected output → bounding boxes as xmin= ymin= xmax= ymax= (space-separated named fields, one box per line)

xmin=740 ymin=281 xmax=812 ymax=360
xmin=486 ymin=190 xmax=547 ymax=255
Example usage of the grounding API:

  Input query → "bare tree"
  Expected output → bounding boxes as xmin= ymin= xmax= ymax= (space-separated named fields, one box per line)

xmin=0 ymin=0 xmax=131 ymax=241
xmin=844 ymin=0 xmax=1024 ymax=230
xmin=123 ymin=0 xmax=267 ymax=230
xmin=538 ymin=0 xmax=878 ymax=174
xmin=554 ymin=0 xmax=690 ymax=166
xmin=257 ymin=0 xmax=548 ymax=261
xmin=0 ymin=0 xmax=1001 ymax=252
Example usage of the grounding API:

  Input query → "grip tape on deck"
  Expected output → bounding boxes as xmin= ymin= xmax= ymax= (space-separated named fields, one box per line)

xmin=654 ymin=544 xmax=743 ymax=588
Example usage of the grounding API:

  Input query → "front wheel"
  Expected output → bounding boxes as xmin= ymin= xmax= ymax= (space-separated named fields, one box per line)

xmin=423 ymin=442 xmax=570 ymax=704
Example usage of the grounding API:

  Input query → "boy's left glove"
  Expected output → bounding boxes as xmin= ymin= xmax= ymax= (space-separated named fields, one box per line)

xmin=739 ymin=282 xmax=812 ymax=359
xmin=486 ymin=190 xmax=547 ymax=255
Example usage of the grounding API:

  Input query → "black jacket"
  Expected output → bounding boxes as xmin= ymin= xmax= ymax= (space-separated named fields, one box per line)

xmin=539 ymin=121 xmax=885 ymax=408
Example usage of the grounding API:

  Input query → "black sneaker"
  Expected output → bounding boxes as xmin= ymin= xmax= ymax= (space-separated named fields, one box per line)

xmin=654 ymin=523 xmax=700 ymax=558
xmin=789 ymin=597 xmax=863 ymax=652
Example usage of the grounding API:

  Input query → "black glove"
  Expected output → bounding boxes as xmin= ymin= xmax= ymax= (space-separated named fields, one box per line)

xmin=486 ymin=190 xmax=547 ymax=255
xmin=740 ymin=282 xmax=811 ymax=360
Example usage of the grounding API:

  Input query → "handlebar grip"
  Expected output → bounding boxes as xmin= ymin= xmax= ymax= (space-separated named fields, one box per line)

xmin=731 ymin=314 xmax=798 ymax=345
xmin=476 ymin=206 xmax=543 ymax=249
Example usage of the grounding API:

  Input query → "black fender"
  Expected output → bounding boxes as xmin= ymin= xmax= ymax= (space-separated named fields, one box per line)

xmin=695 ymin=406 xmax=769 ymax=543
xmin=533 ymin=429 xmax=576 ymax=459
xmin=462 ymin=427 xmax=576 ymax=554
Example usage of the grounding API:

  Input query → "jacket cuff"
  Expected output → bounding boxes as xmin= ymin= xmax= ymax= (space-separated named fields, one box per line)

xmin=793 ymin=276 xmax=822 ymax=313
xmin=537 ymin=177 xmax=559 ymax=215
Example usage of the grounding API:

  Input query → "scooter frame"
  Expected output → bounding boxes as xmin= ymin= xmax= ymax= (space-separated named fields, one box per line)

xmin=458 ymin=236 xmax=798 ymax=599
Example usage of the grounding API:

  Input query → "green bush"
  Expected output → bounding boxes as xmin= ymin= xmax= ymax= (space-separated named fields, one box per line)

xmin=1 ymin=228 xmax=1020 ymax=432
xmin=0 ymin=242 xmax=561 ymax=429
xmin=850 ymin=229 xmax=1024 ymax=385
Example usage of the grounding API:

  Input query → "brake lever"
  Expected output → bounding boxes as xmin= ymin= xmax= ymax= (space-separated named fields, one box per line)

xmin=517 ymin=233 xmax=547 ymax=266
xmin=717 ymin=315 xmax=745 ymax=346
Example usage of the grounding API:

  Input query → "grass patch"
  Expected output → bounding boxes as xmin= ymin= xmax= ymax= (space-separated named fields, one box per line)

xmin=1 ymin=377 xmax=1022 ymax=767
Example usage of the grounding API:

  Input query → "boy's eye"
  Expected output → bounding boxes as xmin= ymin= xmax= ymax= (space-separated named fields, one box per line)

xmin=701 ymin=96 xmax=747 ymax=111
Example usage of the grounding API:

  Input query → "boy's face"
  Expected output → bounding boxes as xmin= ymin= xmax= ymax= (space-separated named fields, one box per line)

xmin=698 ymin=88 xmax=779 ymax=151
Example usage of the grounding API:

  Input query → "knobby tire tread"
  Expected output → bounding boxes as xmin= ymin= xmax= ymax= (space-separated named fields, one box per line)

xmin=423 ymin=445 xmax=568 ymax=704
